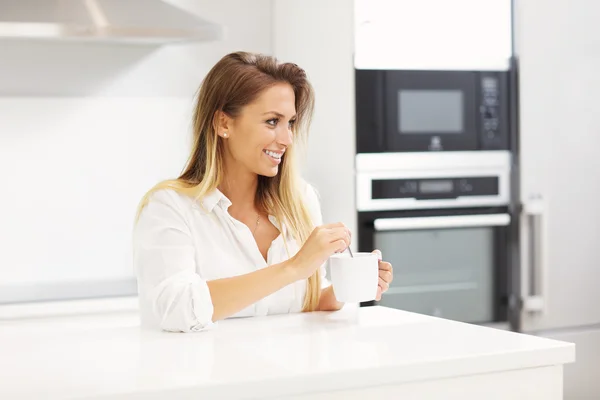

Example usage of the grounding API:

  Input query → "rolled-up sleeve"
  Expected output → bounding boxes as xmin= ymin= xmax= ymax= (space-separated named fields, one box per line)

xmin=133 ymin=190 xmax=214 ymax=332
xmin=303 ymin=183 xmax=332 ymax=290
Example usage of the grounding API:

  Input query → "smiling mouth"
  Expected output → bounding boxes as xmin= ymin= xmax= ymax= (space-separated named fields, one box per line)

xmin=263 ymin=149 xmax=284 ymax=160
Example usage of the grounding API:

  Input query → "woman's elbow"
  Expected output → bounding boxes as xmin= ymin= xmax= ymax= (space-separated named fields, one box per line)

xmin=148 ymin=279 xmax=216 ymax=333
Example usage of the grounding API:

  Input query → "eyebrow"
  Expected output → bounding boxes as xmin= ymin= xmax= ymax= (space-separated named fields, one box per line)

xmin=262 ymin=111 xmax=297 ymax=119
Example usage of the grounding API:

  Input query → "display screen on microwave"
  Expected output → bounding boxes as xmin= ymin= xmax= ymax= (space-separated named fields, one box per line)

xmin=398 ymin=90 xmax=463 ymax=134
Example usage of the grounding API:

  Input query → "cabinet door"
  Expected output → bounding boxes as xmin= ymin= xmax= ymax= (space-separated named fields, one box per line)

xmin=540 ymin=328 xmax=600 ymax=399
xmin=517 ymin=0 xmax=600 ymax=331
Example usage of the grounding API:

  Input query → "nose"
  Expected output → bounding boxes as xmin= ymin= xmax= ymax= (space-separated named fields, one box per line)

xmin=276 ymin=126 xmax=293 ymax=147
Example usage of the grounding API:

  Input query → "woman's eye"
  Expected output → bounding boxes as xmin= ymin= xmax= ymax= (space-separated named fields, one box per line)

xmin=266 ymin=118 xmax=296 ymax=128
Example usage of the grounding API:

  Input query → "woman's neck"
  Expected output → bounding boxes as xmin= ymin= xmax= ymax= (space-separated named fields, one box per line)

xmin=218 ymin=167 xmax=259 ymax=214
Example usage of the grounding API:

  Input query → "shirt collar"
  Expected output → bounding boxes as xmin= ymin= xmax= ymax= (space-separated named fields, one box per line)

xmin=198 ymin=189 xmax=291 ymax=238
xmin=198 ymin=188 xmax=232 ymax=212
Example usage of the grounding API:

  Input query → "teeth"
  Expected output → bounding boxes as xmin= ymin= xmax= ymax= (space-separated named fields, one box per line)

xmin=265 ymin=150 xmax=282 ymax=159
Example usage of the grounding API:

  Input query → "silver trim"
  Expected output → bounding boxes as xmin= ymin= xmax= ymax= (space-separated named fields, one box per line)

xmin=356 ymin=151 xmax=511 ymax=172
xmin=374 ymin=213 xmax=511 ymax=231
xmin=0 ymin=296 xmax=138 ymax=320
xmin=356 ymin=151 xmax=511 ymax=211
xmin=0 ymin=0 xmax=224 ymax=44
xmin=0 ymin=278 xmax=137 ymax=305
xmin=384 ymin=282 xmax=478 ymax=295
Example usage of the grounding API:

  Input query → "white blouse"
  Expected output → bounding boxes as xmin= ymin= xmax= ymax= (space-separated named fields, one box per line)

xmin=132 ymin=183 xmax=330 ymax=332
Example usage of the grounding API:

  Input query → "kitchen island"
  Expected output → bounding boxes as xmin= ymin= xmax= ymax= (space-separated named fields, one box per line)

xmin=0 ymin=305 xmax=574 ymax=399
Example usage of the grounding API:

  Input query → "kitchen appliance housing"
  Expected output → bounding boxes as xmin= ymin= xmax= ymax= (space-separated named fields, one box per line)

xmin=356 ymin=151 xmax=514 ymax=325
xmin=356 ymin=69 xmax=510 ymax=153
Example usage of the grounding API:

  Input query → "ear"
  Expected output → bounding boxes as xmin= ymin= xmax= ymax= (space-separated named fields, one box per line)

xmin=214 ymin=110 xmax=233 ymax=138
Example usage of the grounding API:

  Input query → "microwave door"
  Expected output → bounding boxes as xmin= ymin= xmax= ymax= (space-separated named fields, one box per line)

xmin=384 ymin=70 xmax=479 ymax=152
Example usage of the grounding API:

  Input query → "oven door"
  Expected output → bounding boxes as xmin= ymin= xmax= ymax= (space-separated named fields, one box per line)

xmin=358 ymin=209 xmax=510 ymax=324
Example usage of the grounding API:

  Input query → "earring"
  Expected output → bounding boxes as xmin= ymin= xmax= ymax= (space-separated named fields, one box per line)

xmin=223 ymin=132 xmax=228 ymax=138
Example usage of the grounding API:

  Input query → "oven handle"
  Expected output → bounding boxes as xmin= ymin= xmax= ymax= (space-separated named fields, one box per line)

xmin=521 ymin=195 xmax=547 ymax=314
xmin=373 ymin=213 xmax=511 ymax=231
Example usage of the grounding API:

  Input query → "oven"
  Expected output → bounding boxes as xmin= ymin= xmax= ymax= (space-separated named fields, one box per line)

xmin=356 ymin=68 xmax=510 ymax=153
xmin=356 ymin=151 xmax=513 ymax=324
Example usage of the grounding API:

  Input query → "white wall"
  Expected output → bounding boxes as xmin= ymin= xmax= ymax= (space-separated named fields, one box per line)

xmin=272 ymin=0 xmax=357 ymax=248
xmin=0 ymin=0 xmax=272 ymax=302
xmin=0 ymin=0 xmax=358 ymax=304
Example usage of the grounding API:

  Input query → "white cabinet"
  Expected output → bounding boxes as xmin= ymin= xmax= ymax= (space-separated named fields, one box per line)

xmin=516 ymin=0 xmax=600 ymax=397
xmin=354 ymin=0 xmax=512 ymax=70
xmin=541 ymin=328 xmax=600 ymax=399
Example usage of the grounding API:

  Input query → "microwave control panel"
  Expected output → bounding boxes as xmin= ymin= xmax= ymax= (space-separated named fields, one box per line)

xmin=480 ymin=75 xmax=503 ymax=149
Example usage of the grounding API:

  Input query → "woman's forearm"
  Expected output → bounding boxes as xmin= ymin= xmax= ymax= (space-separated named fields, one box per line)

xmin=318 ymin=285 xmax=344 ymax=311
xmin=207 ymin=260 xmax=298 ymax=321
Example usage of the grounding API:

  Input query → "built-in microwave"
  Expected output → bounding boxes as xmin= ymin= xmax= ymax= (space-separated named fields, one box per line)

xmin=355 ymin=69 xmax=510 ymax=153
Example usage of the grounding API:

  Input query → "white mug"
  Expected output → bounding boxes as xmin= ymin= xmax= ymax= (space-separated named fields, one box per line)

xmin=329 ymin=252 xmax=379 ymax=303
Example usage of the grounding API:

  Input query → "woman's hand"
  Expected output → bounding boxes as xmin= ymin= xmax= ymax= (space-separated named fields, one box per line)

xmin=372 ymin=249 xmax=393 ymax=301
xmin=290 ymin=222 xmax=351 ymax=280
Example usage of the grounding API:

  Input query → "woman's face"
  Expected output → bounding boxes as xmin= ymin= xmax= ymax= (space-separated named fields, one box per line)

xmin=219 ymin=82 xmax=296 ymax=178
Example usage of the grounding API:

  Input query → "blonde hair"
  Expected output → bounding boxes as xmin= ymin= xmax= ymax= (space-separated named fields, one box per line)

xmin=135 ymin=51 xmax=320 ymax=311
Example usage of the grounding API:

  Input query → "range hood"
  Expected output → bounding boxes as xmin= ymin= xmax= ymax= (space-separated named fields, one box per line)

xmin=0 ymin=0 xmax=224 ymax=45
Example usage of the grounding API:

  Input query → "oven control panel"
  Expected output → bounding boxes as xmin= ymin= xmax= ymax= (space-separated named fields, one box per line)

xmin=355 ymin=151 xmax=511 ymax=212
xmin=372 ymin=177 xmax=499 ymax=200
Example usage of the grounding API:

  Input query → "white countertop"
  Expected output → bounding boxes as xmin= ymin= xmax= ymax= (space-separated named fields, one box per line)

xmin=0 ymin=305 xmax=574 ymax=399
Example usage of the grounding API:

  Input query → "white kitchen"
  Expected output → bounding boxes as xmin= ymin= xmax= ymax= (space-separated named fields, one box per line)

xmin=0 ymin=0 xmax=597 ymax=399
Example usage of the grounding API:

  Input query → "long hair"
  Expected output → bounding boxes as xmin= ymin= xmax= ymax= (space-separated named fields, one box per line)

xmin=134 ymin=51 xmax=320 ymax=311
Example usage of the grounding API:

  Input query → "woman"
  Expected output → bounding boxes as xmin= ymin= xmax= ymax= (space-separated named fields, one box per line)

xmin=133 ymin=51 xmax=393 ymax=332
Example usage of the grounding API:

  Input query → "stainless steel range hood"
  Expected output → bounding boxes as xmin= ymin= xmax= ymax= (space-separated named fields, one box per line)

xmin=0 ymin=0 xmax=224 ymax=45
